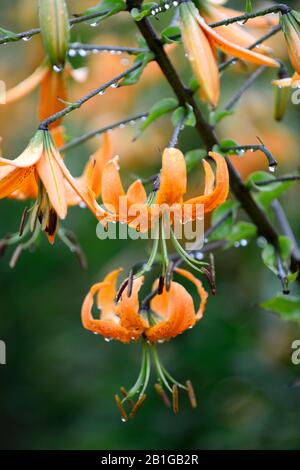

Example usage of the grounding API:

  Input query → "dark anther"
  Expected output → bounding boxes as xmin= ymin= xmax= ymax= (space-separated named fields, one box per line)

xmin=127 ymin=270 xmax=134 ymax=297
xmin=19 ymin=207 xmax=29 ymax=237
xmin=116 ymin=278 xmax=130 ymax=303
xmin=153 ymin=174 xmax=161 ymax=192
xmin=157 ymin=275 xmax=164 ymax=295
xmin=46 ymin=210 xmax=58 ymax=236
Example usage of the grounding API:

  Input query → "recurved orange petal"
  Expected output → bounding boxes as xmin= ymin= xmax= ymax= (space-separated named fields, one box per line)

xmin=101 ymin=156 xmax=126 ymax=213
xmin=185 ymin=151 xmax=229 ymax=215
xmin=97 ymin=268 xmax=123 ymax=320
xmin=3 ymin=63 xmax=48 ymax=104
xmin=117 ymin=277 xmax=148 ymax=340
xmin=81 ymin=281 xmax=133 ymax=343
xmin=0 ymin=166 xmax=35 ymax=199
xmin=39 ymin=68 xmax=68 ymax=127
xmin=195 ymin=7 xmax=279 ymax=68
xmin=175 ymin=268 xmax=208 ymax=320
xmin=36 ymin=146 xmax=67 ymax=220
xmin=155 ymin=148 xmax=187 ymax=206
xmin=146 ymin=282 xmax=196 ymax=342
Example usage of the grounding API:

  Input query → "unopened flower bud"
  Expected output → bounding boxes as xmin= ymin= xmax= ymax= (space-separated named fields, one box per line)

xmin=38 ymin=0 xmax=70 ymax=69
xmin=281 ymin=10 xmax=300 ymax=75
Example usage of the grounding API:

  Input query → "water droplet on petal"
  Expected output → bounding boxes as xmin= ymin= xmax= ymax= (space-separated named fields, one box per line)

xmin=119 ymin=123 xmax=126 ymax=128
xmin=121 ymin=417 xmax=127 ymax=422
xmin=111 ymin=82 xmax=118 ymax=88
xmin=240 ymin=239 xmax=248 ymax=247
xmin=129 ymin=120 xmax=136 ymax=125
xmin=269 ymin=165 xmax=276 ymax=173
xmin=53 ymin=64 xmax=63 ymax=73
xmin=90 ymin=22 xmax=98 ymax=27
xmin=99 ymin=89 xmax=106 ymax=95
xmin=104 ymin=337 xmax=111 ymax=342
xmin=22 ymin=36 xmax=32 ymax=41
xmin=79 ymin=49 xmax=87 ymax=57
xmin=79 ymin=202 xmax=86 ymax=209
xmin=68 ymin=49 xmax=77 ymax=57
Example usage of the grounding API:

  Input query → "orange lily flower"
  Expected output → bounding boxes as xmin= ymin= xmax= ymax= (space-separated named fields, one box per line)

xmin=4 ymin=62 xmax=68 ymax=129
xmin=81 ymin=267 xmax=208 ymax=343
xmin=0 ymin=130 xmax=100 ymax=244
xmin=204 ymin=1 xmax=279 ymax=29
xmin=200 ymin=3 xmax=272 ymax=53
xmin=180 ymin=2 xmax=279 ymax=107
xmin=99 ymin=148 xmax=229 ymax=228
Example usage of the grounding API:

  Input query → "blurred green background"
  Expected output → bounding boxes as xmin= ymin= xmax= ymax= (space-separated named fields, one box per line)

xmin=1 ymin=0 xmax=300 ymax=450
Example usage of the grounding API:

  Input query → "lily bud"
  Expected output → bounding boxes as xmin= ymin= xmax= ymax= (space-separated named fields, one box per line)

xmin=38 ymin=0 xmax=70 ymax=69
xmin=273 ymin=86 xmax=290 ymax=122
xmin=281 ymin=10 xmax=300 ymax=75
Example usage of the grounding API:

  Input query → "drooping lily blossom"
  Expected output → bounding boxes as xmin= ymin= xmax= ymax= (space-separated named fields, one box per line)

xmin=199 ymin=2 xmax=271 ymax=52
xmin=0 ymin=130 xmax=101 ymax=243
xmin=81 ymin=267 xmax=208 ymax=343
xmin=280 ymin=10 xmax=300 ymax=75
xmin=203 ymin=0 xmax=279 ymax=29
xmin=180 ymin=1 xmax=279 ymax=107
xmin=4 ymin=62 xmax=76 ymax=129
xmin=99 ymin=148 xmax=229 ymax=229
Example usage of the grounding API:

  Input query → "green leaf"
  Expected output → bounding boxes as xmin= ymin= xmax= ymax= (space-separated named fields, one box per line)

xmin=184 ymin=104 xmax=196 ymax=127
xmin=161 ymin=25 xmax=181 ymax=43
xmin=220 ymin=139 xmax=239 ymax=150
xmin=226 ymin=221 xmax=257 ymax=247
xmin=120 ymin=52 xmax=153 ymax=86
xmin=209 ymin=110 xmax=234 ymax=126
xmin=131 ymin=3 xmax=158 ymax=21
xmin=83 ymin=0 xmax=126 ymax=23
xmin=185 ymin=149 xmax=207 ymax=173
xmin=245 ymin=0 xmax=252 ymax=14
xmin=246 ymin=171 xmax=293 ymax=208
xmin=210 ymin=200 xmax=239 ymax=241
xmin=262 ymin=243 xmax=277 ymax=275
xmin=279 ymin=235 xmax=293 ymax=263
xmin=138 ymin=97 xmax=178 ymax=133
xmin=171 ymin=107 xmax=185 ymax=126
xmin=171 ymin=105 xmax=196 ymax=128
xmin=261 ymin=294 xmax=300 ymax=323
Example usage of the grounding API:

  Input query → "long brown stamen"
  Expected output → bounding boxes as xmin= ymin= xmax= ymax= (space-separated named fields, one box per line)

xmin=128 ymin=394 xmax=147 ymax=419
xmin=9 ymin=244 xmax=24 ymax=269
xmin=19 ymin=207 xmax=29 ymax=237
xmin=120 ymin=387 xmax=135 ymax=408
xmin=154 ymin=383 xmax=171 ymax=408
xmin=172 ymin=384 xmax=179 ymax=414
xmin=114 ymin=394 xmax=128 ymax=422
xmin=186 ymin=380 xmax=197 ymax=409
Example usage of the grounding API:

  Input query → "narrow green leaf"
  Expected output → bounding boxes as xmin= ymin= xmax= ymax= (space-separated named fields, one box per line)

xmin=83 ymin=0 xmax=126 ymax=23
xmin=261 ymin=294 xmax=300 ymax=323
xmin=226 ymin=221 xmax=257 ymax=247
xmin=220 ymin=139 xmax=239 ymax=150
xmin=161 ymin=25 xmax=181 ymax=43
xmin=261 ymin=243 xmax=278 ymax=275
xmin=138 ymin=97 xmax=178 ymax=133
xmin=120 ymin=52 xmax=153 ymax=86
xmin=209 ymin=110 xmax=233 ymax=126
